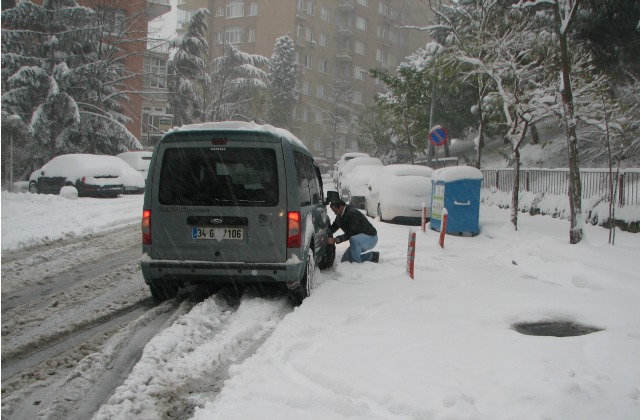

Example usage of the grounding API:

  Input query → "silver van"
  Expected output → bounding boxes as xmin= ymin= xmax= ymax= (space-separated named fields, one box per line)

xmin=140 ymin=122 xmax=335 ymax=304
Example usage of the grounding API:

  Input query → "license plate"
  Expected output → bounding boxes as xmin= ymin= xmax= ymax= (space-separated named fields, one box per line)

xmin=192 ymin=227 xmax=244 ymax=241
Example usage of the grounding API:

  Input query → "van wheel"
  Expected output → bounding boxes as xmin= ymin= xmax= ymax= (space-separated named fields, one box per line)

xmin=28 ymin=182 xmax=39 ymax=194
xmin=292 ymin=248 xmax=315 ymax=305
xmin=149 ymin=280 xmax=179 ymax=303
xmin=318 ymin=242 xmax=335 ymax=270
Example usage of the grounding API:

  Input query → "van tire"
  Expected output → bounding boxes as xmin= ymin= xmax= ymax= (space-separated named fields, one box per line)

xmin=149 ymin=280 xmax=179 ymax=303
xmin=318 ymin=242 xmax=335 ymax=270
xmin=291 ymin=248 xmax=315 ymax=305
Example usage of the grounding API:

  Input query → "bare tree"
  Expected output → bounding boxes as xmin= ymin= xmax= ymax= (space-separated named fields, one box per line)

xmin=516 ymin=0 xmax=584 ymax=243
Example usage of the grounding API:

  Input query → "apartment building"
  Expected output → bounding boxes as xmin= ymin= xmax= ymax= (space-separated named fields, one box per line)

xmin=141 ymin=41 xmax=174 ymax=147
xmin=178 ymin=0 xmax=430 ymax=163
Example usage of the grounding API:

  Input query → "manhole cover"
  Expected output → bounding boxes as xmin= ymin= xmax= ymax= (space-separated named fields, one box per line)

xmin=512 ymin=321 xmax=602 ymax=337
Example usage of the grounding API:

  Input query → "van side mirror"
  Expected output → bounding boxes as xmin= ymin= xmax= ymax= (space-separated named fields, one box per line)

xmin=325 ymin=190 xmax=340 ymax=205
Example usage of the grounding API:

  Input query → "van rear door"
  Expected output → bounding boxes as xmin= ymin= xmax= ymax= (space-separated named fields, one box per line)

xmin=149 ymin=132 xmax=287 ymax=264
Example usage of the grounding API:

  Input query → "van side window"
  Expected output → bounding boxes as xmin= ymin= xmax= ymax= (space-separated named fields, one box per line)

xmin=312 ymin=161 xmax=324 ymax=203
xmin=294 ymin=151 xmax=312 ymax=206
xmin=305 ymin=156 xmax=321 ymax=204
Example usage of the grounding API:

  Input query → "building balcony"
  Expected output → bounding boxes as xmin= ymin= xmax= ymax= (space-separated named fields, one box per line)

xmin=336 ymin=24 xmax=353 ymax=36
xmin=146 ymin=0 xmax=171 ymax=20
xmin=296 ymin=7 xmax=307 ymax=20
xmin=337 ymin=0 xmax=354 ymax=11
xmin=335 ymin=48 xmax=352 ymax=61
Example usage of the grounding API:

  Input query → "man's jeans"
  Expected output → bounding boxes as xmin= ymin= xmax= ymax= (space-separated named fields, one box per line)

xmin=341 ymin=233 xmax=378 ymax=263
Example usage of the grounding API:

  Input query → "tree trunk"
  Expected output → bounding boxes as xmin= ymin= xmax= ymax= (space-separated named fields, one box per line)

xmin=554 ymin=2 xmax=583 ymax=244
xmin=511 ymin=148 xmax=520 ymax=231
xmin=476 ymin=121 xmax=484 ymax=170
xmin=530 ymin=124 xmax=540 ymax=145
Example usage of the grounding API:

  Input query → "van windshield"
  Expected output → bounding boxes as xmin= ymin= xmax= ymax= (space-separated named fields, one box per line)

xmin=158 ymin=147 xmax=279 ymax=207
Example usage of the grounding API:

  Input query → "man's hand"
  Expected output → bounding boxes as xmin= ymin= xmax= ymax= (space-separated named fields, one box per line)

xmin=327 ymin=237 xmax=337 ymax=245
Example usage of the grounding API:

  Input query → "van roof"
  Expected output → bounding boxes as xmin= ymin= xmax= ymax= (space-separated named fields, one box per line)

xmin=167 ymin=121 xmax=308 ymax=152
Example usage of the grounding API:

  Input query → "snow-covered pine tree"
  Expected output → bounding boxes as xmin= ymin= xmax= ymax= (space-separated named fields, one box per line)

xmin=167 ymin=8 xmax=209 ymax=126
xmin=266 ymin=35 xmax=298 ymax=129
xmin=1 ymin=0 xmax=141 ymax=164
xmin=205 ymin=42 xmax=269 ymax=122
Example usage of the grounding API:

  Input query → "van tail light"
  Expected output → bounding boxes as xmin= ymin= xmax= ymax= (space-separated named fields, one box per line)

xmin=287 ymin=211 xmax=302 ymax=248
xmin=142 ymin=209 xmax=151 ymax=245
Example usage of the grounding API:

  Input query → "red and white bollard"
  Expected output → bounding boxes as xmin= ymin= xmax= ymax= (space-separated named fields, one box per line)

xmin=406 ymin=230 xmax=416 ymax=279
xmin=439 ymin=208 xmax=448 ymax=249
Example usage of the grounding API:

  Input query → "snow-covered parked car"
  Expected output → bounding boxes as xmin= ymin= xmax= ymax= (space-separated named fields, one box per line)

xmin=28 ymin=154 xmax=133 ymax=198
xmin=333 ymin=152 xmax=370 ymax=185
xmin=337 ymin=156 xmax=383 ymax=200
xmin=343 ymin=165 xmax=382 ymax=209
xmin=111 ymin=156 xmax=146 ymax=194
xmin=117 ymin=150 xmax=153 ymax=180
xmin=365 ymin=164 xmax=434 ymax=224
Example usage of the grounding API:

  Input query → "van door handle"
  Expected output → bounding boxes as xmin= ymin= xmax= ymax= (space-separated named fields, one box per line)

xmin=454 ymin=200 xmax=470 ymax=206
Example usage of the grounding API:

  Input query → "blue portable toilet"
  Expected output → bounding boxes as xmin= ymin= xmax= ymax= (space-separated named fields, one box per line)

xmin=430 ymin=166 xmax=483 ymax=236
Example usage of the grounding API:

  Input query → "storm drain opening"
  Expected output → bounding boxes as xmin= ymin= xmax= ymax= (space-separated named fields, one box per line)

xmin=512 ymin=321 xmax=603 ymax=337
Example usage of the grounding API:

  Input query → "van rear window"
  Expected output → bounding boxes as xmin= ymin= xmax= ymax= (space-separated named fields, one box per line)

xmin=158 ymin=147 xmax=279 ymax=207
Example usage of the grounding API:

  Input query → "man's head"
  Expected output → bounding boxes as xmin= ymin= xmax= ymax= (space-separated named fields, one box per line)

xmin=329 ymin=199 xmax=346 ymax=215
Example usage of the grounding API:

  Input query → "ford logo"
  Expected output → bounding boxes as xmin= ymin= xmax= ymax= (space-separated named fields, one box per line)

xmin=211 ymin=218 xmax=223 ymax=224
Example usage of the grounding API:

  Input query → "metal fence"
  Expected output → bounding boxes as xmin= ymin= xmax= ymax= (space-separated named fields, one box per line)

xmin=482 ymin=168 xmax=640 ymax=206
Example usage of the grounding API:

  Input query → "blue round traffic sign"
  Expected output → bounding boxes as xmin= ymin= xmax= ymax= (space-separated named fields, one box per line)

xmin=429 ymin=125 xmax=448 ymax=147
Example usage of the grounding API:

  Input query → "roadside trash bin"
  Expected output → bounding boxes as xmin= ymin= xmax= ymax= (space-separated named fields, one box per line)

xmin=430 ymin=166 xmax=483 ymax=236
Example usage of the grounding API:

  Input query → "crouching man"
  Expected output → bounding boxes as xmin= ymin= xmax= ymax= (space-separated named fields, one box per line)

xmin=327 ymin=199 xmax=379 ymax=263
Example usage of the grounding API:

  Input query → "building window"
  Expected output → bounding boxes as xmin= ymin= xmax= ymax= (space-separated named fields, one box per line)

xmin=377 ymin=25 xmax=388 ymax=40
xmin=315 ymin=111 xmax=323 ymax=124
xmin=101 ymin=8 xmax=126 ymax=34
xmin=354 ymin=65 xmax=366 ymax=80
xmin=321 ymin=6 xmax=330 ymax=21
xmin=390 ymin=30 xmax=400 ymax=44
xmin=378 ymin=1 xmax=387 ymax=15
xmin=305 ymin=27 xmax=313 ymax=42
xmin=356 ymin=16 xmax=367 ymax=31
xmin=225 ymin=26 xmax=243 ymax=43
xmin=388 ymin=53 xmax=397 ymax=67
xmin=304 ymin=54 xmax=312 ymax=68
xmin=226 ymin=1 xmax=244 ymax=18
xmin=215 ymin=6 xmax=224 ymax=17
xmin=247 ymin=28 xmax=256 ymax=42
xmin=143 ymin=57 xmax=167 ymax=89
xmin=318 ymin=58 xmax=328 ymax=73
xmin=355 ymin=40 xmax=366 ymax=55
xmin=319 ymin=32 xmax=328 ymax=47
xmin=314 ymin=137 xmax=323 ymax=150
xmin=248 ymin=2 xmax=258 ymax=16
xmin=352 ymin=91 xmax=363 ymax=104
xmin=357 ymin=0 xmax=368 ymax=6
xmin=302 ymin=80 xmax=311 ymax=95
xmin=306 ymin=0 xmax=314 ymax=15
xmin=215 ymin=31 xmax=224 ymax=43
xmin=316 ymin=84 xmax=325 ymax=98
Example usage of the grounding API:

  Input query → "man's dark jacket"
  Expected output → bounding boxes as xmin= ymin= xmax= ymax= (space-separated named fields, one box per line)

xmin=330 ymin=204 xmax=377 ymax=244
